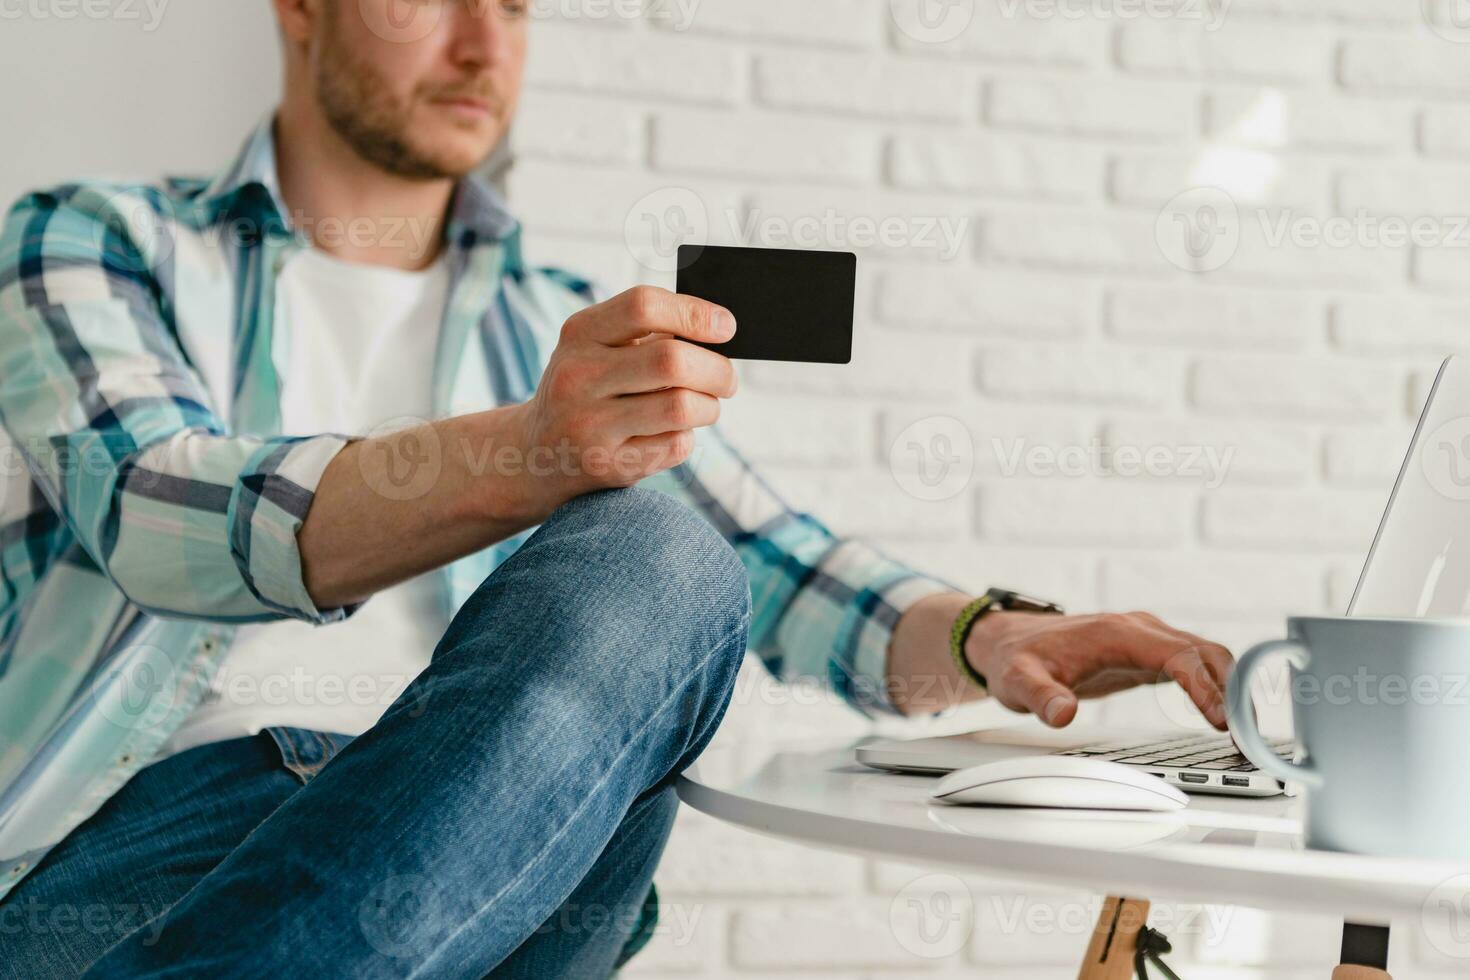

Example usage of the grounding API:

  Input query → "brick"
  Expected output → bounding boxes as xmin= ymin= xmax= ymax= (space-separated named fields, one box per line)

xmin=969 ymin=889 xmax=1097 ymax=966
xmin=1111 ymin=149 xmax=1328 ymax=211
xmin=881 ymin=404 xmax=1099 ymax=481
xmin=1107 ymin=285 xmax=1318 ymax=350
xmin=1225 ymin=0 xmax=1413 ymax=22
xmin=1340 ymin=38 xmax=1470 ymax=96
xmin=1193 ymin=906 xmax=1344 ymax=968
xmin=1191 ymin=355 xmax=1400 ymax=422
xmin=658 ymin=0 xmax=879 ymax=47
xmin=1102 ymin=554 xmax=1326 ymax=617
xmin=890 ymin=1 xmax=1106 ymax=68
xmin=891 ymin=133 xmax=1101 ymax=202
xmin=746 ymin=328 xmax=968 ymax=398
xmin=506 ymin=162 xmax=744 ymax=240
xmin=518 ymin=233 xmax=639 ymax=291
xmin=1102 ymin=416 xmax=1316 ymax=485
xmin=1331 ymin=297 xmax=1470 ymax=356
xmin=512 ymin=91 xmax=643 ymax=166
xmin=1201 ymin=488 xmax=1387 ymax=552
xmin=1323 ymin=426 xmax=1413 ymax=488
xmin=1414 ymin=244 xmax=1470 ymax=292
xmin=525 ymin=23 xmax=739 ymax=104
xmin=717 ymin=395 xmax=873 ymax=468
xmin=740 ymin=185 xmax=978 ymax=261
xmin=978 ymin=345 xmax=1177 ymax=407
xmin=1337 ymin=170 xmax=1470 ymax=218
xmin=732 ymin=901 xmax=964 ymax=969
xmin=758 ymin=469 xmax=970 ymax=540
xmin=875 ymin=539 xmax=1099 ymax=608
xmin=982 ymin=208 xmax=1171 ymax=276
xmin=653 ymin=806 xmax=866 ymax=898
xmin=986 ymin=77 xmax=1196 ymax=141
xmin=1421 ymin=104 xmax=1470 ymax=159
xmin=876 ymin=265 xmax=1095 ymax=336
xmin=1216 ymin=211 xmax=1410 ymax=289
xmin=754 ymin=51 xmax=973 ymax=122
xmin=651 ymin=109 xmax=880 ymax=184
xmin=1117 ymin=21 xmax=1331 ymax=84
xmin=976 ymin=479 xmax=1194 ymax=547
xmin=1206 ymin=89 xmax=1406 ymax=154
xmin=1410 ymin=363 xmax=1444 ymax=419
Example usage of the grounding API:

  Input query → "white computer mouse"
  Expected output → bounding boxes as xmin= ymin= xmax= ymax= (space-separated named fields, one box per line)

xmin=930 ymin=756 xmax=1189 ymax=812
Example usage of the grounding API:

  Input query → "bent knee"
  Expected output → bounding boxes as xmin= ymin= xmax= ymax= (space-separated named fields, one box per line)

xmin=548 ymin=487 xmax=751 ymax=625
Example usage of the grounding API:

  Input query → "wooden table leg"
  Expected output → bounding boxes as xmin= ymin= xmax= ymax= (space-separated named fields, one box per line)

xmin=1333 ymin=922 xmax=1392 ymax=979
xmin=1078 ymin=895 xmax=1150 ymax=980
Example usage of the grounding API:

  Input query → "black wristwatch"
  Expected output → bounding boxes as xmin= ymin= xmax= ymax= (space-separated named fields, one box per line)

xmin=949 ymin=588 xmax=1066 ymax=693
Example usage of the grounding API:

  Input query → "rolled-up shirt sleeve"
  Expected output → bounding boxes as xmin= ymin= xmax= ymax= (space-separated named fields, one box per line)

xmin=0 ymin=186 xmax=351 ymax=624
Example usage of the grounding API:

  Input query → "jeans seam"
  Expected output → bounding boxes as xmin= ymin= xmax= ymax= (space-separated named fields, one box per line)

xmin=408 ymin=608 xmax=751 ymax=979
xmin=270 ymin=728 xmax=313 ymax=784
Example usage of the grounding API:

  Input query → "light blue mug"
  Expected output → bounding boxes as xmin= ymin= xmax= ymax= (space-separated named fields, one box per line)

xmin=1227 ymin=616 xmax=1470 ymax=860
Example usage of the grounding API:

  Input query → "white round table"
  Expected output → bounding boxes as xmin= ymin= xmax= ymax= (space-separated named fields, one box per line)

xmin=677 ymin=738 xmax=1470 ymax=979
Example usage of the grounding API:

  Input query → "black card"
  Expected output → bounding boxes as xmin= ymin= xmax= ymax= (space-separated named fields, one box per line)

xmin=676 ymin=245 xmax=855 ymax=364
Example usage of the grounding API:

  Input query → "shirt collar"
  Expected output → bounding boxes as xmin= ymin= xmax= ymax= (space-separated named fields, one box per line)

xmin=200 ymin=115 xmax=522 ymax=251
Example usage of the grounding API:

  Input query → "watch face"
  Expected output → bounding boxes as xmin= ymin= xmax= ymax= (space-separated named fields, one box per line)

xmin=990 ymin=589 xmax=1063 ymax=614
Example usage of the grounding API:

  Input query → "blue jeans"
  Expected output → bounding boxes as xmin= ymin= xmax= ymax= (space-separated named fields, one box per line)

xmin=0 ymin=488 xmax=752 ymax=979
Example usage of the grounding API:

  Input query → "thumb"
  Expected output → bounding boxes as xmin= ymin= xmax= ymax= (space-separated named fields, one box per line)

xmin=1003 ymin=657 xmax=1078 ymax=728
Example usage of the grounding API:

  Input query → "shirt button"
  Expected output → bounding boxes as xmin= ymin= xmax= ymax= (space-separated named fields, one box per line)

xmin=10 ymin=862 xmax=27 ymax=876
xmin=118 ymin=754 xmax=133 ymax=766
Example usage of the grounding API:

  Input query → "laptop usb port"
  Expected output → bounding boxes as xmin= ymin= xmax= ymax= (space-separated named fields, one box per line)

xmin=1222 ymin=776 xmax=1250 ymax=788
xmin=1178 ymin=773 xmax=1209 ymax=784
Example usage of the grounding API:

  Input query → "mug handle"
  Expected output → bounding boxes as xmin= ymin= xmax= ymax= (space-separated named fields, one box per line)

xmin=1226 ymin=639 xmax=1323 ymax=789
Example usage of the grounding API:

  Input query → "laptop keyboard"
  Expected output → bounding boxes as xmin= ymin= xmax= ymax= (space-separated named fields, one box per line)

xmin=1056 ymin=733 xmax=1296 ymax=772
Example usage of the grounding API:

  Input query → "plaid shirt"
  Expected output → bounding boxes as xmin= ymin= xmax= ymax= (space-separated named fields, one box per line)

xmin=0 ymin=119 xmax=951 ymax=905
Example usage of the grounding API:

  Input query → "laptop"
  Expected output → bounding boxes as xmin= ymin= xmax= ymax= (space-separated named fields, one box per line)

xmin=857 ymin=355 xmax=1470 ymax=797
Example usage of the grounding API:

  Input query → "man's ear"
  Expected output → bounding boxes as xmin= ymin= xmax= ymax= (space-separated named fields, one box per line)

xmin=272 ymin=0 xmax=324 ymax=46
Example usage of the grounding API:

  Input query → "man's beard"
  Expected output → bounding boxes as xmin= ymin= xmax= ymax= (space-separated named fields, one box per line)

xmin=315 ymin=32 xmax=498 ymax=181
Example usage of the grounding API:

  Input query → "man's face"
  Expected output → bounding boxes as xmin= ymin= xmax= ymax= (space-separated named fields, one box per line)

xmin=311 ymin=0 xmax=528 ymax=180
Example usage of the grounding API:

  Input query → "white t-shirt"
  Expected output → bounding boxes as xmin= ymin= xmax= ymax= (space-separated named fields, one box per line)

xmin=157 ymin=247 xmax=452 ymax=759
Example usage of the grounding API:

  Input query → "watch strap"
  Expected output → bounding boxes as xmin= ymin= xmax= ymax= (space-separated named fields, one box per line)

xmin=949 ymin=588 xmax=1066 ymax=693
xmin=949 ymin=593 xmax=999 ymax=692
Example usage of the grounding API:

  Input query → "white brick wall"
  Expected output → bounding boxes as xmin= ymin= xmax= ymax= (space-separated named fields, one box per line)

xmin=508 ymin=2 xmax=1468 ymax=976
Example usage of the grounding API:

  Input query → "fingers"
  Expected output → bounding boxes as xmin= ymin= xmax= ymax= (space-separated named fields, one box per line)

xmin=996 ymin=656 xmax=1079 ymax=728
xmin=569 ymin=286 xmax=737 ymax=348
xmin=601 ymin=338 xmax=739 ymax=399
xmin=619 ymin=389 xmax=722 ymax=437
xmin=1159 ymin=645 xmax=1230 ymax=730
xmin=1087 ymin=612 xmax=1234 ymax=730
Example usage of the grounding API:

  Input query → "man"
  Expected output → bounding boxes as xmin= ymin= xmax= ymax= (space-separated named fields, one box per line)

xmin=0 ymin=1 xmax=1234 ymax=976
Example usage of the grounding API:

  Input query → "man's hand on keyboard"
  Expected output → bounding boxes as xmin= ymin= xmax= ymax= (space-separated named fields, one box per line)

xmin=965 ymin=611 xmax=1234 ymax=731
